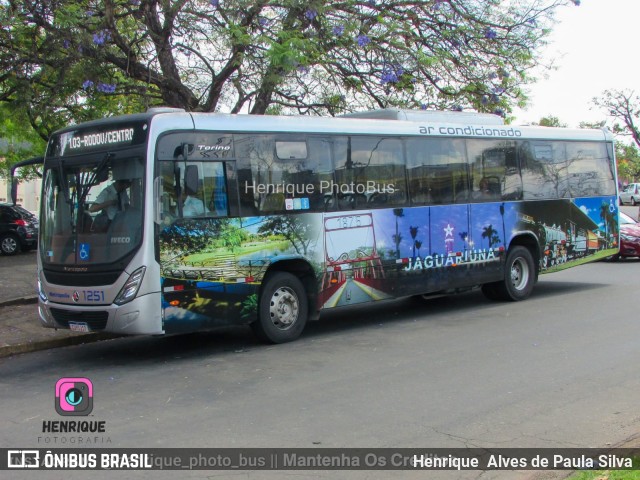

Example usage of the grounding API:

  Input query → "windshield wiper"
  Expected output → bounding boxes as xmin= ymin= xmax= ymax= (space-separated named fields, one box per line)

xmin=79 ymin=152 xmax=114 ymax=207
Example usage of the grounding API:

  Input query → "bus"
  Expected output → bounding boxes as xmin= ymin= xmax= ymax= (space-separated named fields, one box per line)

xmin=31 ymin=108 xmax=619 ymax=343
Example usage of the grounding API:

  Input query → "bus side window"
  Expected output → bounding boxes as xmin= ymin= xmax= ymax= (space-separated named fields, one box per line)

xmin=202 ymin=162 xmax=228 ymax=216
xmin=406 ymin=137 xmax=467 ymax=205
xmin=236 ymin=134 xmax=337 ymax=214
xmin=566 ymin=142 xmax=615 ymax=196
xmin=467 ymin=140 xmax=521 ymax=202
xmin=334 ymin=136 xmax=407 ymax=208
xmin=235 ymin=134 xmax=275 ymax=213
xmin=521 ymin=141 xmax=569 ymax=199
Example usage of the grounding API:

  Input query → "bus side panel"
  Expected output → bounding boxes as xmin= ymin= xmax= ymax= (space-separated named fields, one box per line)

xmin=157 ymin=196 xmax=617 ymax=333
xmin=158 ymin=213 xmax=324 ymax=334
xmin=518 ymin=196 xmax=618 ymax=273
xmin=319 ymin=204 xmax=505 ymax=309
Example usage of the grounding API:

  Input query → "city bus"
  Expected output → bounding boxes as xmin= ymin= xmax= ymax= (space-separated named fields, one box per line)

xmin=32 ymin=108 xmax=619 ymax=343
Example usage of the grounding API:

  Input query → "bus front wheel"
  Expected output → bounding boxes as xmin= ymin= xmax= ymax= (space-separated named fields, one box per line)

xmin=251 ymin=272 xmax=308 ymax=344
xmin=482 ymin=246 xmax=535 ymax=301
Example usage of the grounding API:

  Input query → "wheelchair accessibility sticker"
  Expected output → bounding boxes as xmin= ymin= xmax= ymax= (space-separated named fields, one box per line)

xmin=79 ymin=243 xmax=90 ymax=261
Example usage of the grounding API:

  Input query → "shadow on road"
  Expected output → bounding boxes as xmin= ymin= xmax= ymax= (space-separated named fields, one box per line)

xmin=2 ymin=274 xmax=611 ymax=373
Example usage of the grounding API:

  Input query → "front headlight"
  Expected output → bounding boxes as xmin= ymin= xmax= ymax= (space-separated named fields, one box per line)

xmin=37 ymin=271 xmax=47 ymax=302
xmin=114 ymin=266 xmax=146 ymax=305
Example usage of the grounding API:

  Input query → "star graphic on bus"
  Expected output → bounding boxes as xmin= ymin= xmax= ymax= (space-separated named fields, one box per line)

xmin=444 ymin=224 xmax=454 ymax=238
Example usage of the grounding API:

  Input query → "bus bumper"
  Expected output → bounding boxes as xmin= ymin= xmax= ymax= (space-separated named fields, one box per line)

xmin=38 ymin=292 xmax=164 ymax=335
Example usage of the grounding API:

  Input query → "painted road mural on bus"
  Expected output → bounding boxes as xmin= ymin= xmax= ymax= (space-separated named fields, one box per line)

xmin=159 ymin=197 xmax=618 ymax=331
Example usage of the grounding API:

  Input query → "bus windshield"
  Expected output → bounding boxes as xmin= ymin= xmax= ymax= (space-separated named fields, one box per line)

xmin=40 ymin=154 xmax=144 ymax=266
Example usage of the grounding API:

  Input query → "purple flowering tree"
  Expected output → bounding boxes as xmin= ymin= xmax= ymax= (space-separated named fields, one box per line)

xmin=0 ymin=0 xmax=579 ymax=138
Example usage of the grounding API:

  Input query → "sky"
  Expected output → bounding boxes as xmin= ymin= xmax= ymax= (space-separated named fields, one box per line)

xmin=512 ymin=0 xmax=639 ymax=128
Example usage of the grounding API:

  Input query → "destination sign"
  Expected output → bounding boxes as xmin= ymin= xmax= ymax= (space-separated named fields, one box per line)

xmin=67 ymin=128 xmax=135 ymax=150
xmin=52 ymin=122 xmax=148 ymax=157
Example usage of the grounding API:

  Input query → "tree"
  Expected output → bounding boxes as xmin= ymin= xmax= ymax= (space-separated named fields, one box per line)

xmin=578 ymin=120 xmax=606 ymax=130
xmin=616 ymin=143 xmax=640 ymax=182
xmin=159 ymin=218 xmax=228 ymax=260
xmin=409 ymin=225 xmax=418 ymax=258
xmin=393 ymin=207 xmax=404 ymax=258
xmin=0 ymin=0 xmax=580 ymax=139
xmin=0 ymin=104 xmax=46 ymax=180
xmin=534 ymin=115 xmax=567 ymax=127
xmin=592 ymin=89 xmax=640 ymax=149
xmin=257 ymin=214 xmax=316 ymax=255
xmin=481 ymin=224 xmax=499 ymax=249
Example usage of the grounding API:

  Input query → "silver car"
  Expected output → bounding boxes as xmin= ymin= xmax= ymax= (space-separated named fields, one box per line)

xmin=620 ymin=183 xmax=640 ymax=205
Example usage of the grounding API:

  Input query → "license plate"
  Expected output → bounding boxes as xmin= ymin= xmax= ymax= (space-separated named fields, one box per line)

xmin=69 ymin=322 xmax=90 ymax=333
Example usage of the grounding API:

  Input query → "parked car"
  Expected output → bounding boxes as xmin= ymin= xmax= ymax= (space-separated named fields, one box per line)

xmin=0 ymin=203 xmax=39 ymax=255
xmin=610 ymin=211 xmax=640 ymax=261
xmin=619 ymin=183 xmax=640 ymax=205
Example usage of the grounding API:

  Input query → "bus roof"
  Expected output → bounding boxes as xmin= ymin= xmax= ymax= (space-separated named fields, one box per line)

xmin=339 ymin=108 xmax=506 ymax=125
xmin=184 ymin=111 xmax=613 ymax=143
xmin=52 ymin=108 xmax=614 ymax=144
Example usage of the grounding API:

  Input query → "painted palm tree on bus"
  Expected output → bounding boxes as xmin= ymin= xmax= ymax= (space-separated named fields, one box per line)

xmin=414 ymin=240 xmax=422 ymax=258
xmin=599 ymin=201 xmax=617 ymax=244
xmin=409 ymin=225 xmax=419 ymax=258
xmin=481 ymin=224 xmax=501 ymax=249
xmin=459 ymin=231 xmax=468 ymax=250
xmin=393 ymin=208 xmax=404 ymax=258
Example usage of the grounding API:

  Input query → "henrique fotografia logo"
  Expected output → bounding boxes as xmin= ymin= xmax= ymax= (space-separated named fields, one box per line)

xmin=38 ymin=377 xmax=110 ymax=445
xmin=55 ymin=378 xmax=93 ymax=416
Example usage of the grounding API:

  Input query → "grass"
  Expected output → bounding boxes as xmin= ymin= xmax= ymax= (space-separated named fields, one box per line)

xmin=566 ymin=456 xmax=640 ymax=480
xmin=568 ymin=471 xmax=640 ymax=480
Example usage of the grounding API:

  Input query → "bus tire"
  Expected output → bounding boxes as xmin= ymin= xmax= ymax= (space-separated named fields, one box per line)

xmin=251 ymin=272 xmax=308 ymax=344
xmin=495 ymin=246 xmax=535 ymax=301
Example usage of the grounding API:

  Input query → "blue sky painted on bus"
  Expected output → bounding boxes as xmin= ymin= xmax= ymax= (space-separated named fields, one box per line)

xmin=470 ymin=203 xmax=519 ymax=249
xmin=574 ymin=197 xmax=617 ymax=231
xmin=346 ymin=204 xmax=521 ymax=260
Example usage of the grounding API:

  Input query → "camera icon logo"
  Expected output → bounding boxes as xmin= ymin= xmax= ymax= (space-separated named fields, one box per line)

xmin=55 ymin=377 xmax=93 ymax=416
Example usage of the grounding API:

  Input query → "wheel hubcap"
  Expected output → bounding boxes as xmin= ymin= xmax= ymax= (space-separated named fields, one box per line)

xmin=269 ymin=287 xmax=299 ymax=330
xmin=510 ymin=258 xmax=529 ymax=291
xmin=2 ymin=237 xmax=17 ymax=253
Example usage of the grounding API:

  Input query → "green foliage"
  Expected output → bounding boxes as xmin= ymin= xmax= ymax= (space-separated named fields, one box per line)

xmin=258 ymin=215 xmax=317 ymax=256
xmin=536 ymin=115 xmax=567 ymax=128
xmin=616 ymin=143 xmax=640 ymax=182
xmin=213 ymin=221 xmax=249 ymax=253
xmin=567 ymin=459 xmax=640 ymax=480
xmin=159 ymin=219 xmax=226 ymax=258
xmin=0 ymin=104 xmax=47 ymax=179
xmin=0 ymin=0 xmax=578 ymax=133
xmin=240 ymin=294 xmax=258 ymax=320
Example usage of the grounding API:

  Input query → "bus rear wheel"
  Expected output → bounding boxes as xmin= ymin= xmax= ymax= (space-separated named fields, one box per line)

xmin=251 ymin=272 xmax=308 ymax=344
xmin=482 ymin=246 xmax=535 ymax=301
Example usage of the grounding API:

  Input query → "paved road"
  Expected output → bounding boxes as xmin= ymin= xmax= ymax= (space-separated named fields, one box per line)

xmin=1 ymin=205 xmax=639 ymax=479
xmin=335 ymin=278 xmax=374 ymax=305
xmin=2 ymin=258 xmax=640 ymax=479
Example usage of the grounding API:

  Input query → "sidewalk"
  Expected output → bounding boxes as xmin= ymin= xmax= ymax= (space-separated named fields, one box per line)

xmin=0 ymin=252 xmax=113 ymax=358
xmin=0 ymin=297 xmax=115 ymax=358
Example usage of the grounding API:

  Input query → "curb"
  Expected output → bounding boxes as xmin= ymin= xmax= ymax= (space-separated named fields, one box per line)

xmin=0 ymin=297 xmax=119 ymax=358
xmin=0 ymin=332 xmax=117 ymax=359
